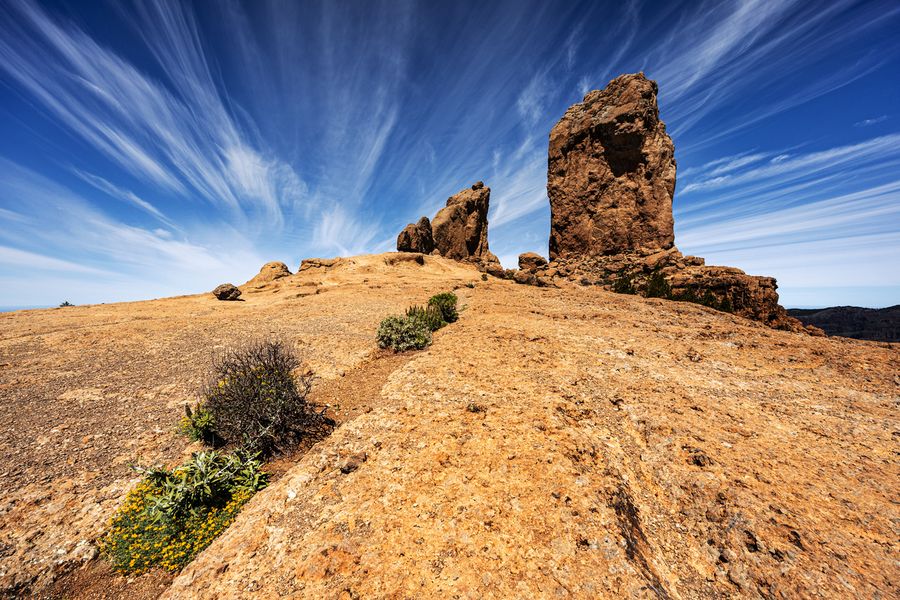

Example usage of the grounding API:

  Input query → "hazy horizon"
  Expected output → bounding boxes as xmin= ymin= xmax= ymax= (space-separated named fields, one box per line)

xmin=1 ymin=0 xmax=898 ymax=308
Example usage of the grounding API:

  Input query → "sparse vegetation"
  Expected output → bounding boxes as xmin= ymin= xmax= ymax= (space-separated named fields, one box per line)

xmin=406 ymin=304 xmax=446 ymax=332
xmin=100 ymin=450 xmax=267 ymax=574
xmin=377 ymin=315 xmax=433 ymax=351
xmin=428 ymin=291 xmax=459 ymax=323
xmin=612 ymin=272 xmax=636 ymax=294
xmin=481 ymin=273 xmax=488 ymax=281
xmin=378 ymin=291 xmax=460 ymax=352
xmin=59 ymin=300 xmax=74 ymax=307
xmin=644 ymin=269 xmax=672 ymax=298
xmin=178 ymin=402 xmax=217 ymax=445
xmin=202 ymin=339 xmax=324 ymax=457
xmin=613 ymin=270 xmax=735 ymax=314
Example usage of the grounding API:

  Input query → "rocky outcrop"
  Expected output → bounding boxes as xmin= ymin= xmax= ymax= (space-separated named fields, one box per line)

xmin=245 ymin=262 xmax=291 ymax=288
xmin=537 ymin=73 xmax=810 ymax=333
xmin=518 ymin=252 xmax=548 ymax=271
xmin=431 ymin=182 xmax=492 ymax=261
xmin=299 ymin=257 xmax=343 ymax=272
xmin=212 ymin=283 xmax=241 ymax=301
xmin=396 ymin=217 xmax=434 ymax=254
xmin=395 ymin=182 xmax=502 ymax=276
xmin=547 ymin=73 xmax=675 ymax=260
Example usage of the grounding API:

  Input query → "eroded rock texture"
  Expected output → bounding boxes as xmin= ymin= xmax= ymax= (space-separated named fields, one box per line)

xmin=212 ymin=283 xmax=241 ymax=301
xmin=396 ymin=182 xmax=502 ymax=275
xmin=547 ymin=72 xmax=675 ymax=260
xmin=396 ymin=217 xmax=434 ymax=254
xmin=538 ymin=73 xmax=813 ymax=333
xmin=431 ymin=182 xmax=492 ymax=261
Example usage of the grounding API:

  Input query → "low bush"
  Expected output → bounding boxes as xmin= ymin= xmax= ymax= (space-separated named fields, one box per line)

xmin=406 ymin=304 xmax=446 ymax=332
xmin=612 ymin=273 xmax=636 ymax=295
xmin=377 ymin=315 xmax=432 ymax=351
xmin=178 ymin=403 xmax=217 ymax=445
xmin=100 ymin=450 xmax=266 ymax=573
xmin=203 ymin=339 xmax=324 ymax=456
xmin=428 ymin=292 xmax=459 ymax=323
xmin=644 ymin=270 xmax=672 ymax=299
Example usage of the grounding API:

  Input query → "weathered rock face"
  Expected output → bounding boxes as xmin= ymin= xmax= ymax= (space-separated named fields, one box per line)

xmin=537 ymin=73 xmax=813 ymax=333
xmin=245 ymin=261 xmax=291 ymax=287
xmin=548 ymin=72 xmax=675 ymax=260
xmin=431 ymin=182 xmax=492 ymax=261
xmin=396 ymin=217 xmax=434 ymax=254
xmin=395 ymin=182 xmax=502 ymax=275
xmin=212 ymin=283 xmax=241 ymax=301
xmin=518 ymin=252 xmax=548 ymax=272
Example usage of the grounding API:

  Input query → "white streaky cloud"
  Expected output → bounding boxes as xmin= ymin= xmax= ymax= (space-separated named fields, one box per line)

xmin=680 ymin=134 xmax=900 ymax=195
xmin=646 ymin=0 xmax=897 ymax=141
xmin=0 ymin=0 xmax=307 ymax=229
xmin=0 ymin=245 xmax=113 ymax=275
xmin=678 ymin=180 xmax=900 ymax=251
xmin=855 ymin=115 xmax=888 ymax=127
xmin=72 ymin=169 xmax=178 ymax=230
xmin=0 ymin=158 xmax=266 ymax=305
xmin=653 ymin=0 xmax=797 ymax=101
xmin=311 ymin=206 xmax=380 ymax=257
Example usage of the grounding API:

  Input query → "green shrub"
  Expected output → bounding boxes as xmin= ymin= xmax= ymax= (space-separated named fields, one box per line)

xmin=100 ymin=451 xmax=266 ymax=573
xmin=719 ymin=295 xmax=734 ymax=313
xmin=59 ymin=300 xmax=74 ymax=307
xmin=612 ymin=273 xmax=636 ymax=294
xmin=406 ymin=304 xmax=446 ymax=332
xmin=203 ymin=339 xmax=323 ymax=456
xmin=428 ymin=292 xmax=459 ymax=323
xmin=644 ymin=270 xmax=672 ymax=299
xmin=178 ymin=403 xmax=217 ymax=444
xmin=377 ymin=315 xmax=432 ymax=351
xmin=481 ymin=273 xmax=488 ymax=281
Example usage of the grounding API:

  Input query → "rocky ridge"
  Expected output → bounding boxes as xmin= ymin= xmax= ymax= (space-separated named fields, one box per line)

xmin=518 ymin=73 xmax=815 ymax=333
xmin=396 ymin=182 xmax=503 ymax=277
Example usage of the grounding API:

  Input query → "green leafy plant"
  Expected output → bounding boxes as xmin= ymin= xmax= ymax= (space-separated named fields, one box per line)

xmin=100 ymin=451 xmax=267 ymax=573
xmin=612 ymin=273 xmax=636 ymax=295
xmin=406 ymin=304 xmax=446 ymax=332
xmin=178 ymin=403 xmax=217 ymax=444
xmin=719 ymin=295 xmax=733 ymax=313
xmin=644 ymin=270 xmax=672 ymax=299
xmin=428 ymin=291 xmax=459 ymax=323
xmin=377 ymin=315 xmax=432 ymax=351
xmin=203 ymin=339 xmax=326 ymax=456
xmin=59 ymin=300 xmax=74 ymax=307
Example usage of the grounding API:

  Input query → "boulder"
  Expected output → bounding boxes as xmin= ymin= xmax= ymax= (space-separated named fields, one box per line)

xmin=212 ymin=283 xmax=241 ymax=301
xmin=548 ymin=73 xmax=675 ymax=260
xmin=246 ymin=261 xmax=291 ymax=287
xmin=518 ymin=252 xmax=548 ymax=272
xmin=396 ymin=217 xmax=434 ymax=254
xmin=431 ymin=182 xmax=492 ymax=262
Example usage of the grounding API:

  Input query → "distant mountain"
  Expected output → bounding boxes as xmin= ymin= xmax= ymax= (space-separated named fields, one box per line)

xmin=787 ymin=305 xmax=900 ymax=342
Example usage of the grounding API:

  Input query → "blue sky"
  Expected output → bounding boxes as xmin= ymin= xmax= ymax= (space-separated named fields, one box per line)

xmin=1 ymin=0 xmax=898 ymax=308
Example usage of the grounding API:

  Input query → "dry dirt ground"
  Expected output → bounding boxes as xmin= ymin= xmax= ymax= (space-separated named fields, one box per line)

xmin=1 ymin=253 xmax=897 ymax=599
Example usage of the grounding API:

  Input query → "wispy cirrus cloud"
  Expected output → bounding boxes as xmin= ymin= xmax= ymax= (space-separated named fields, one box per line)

xmin=0 ymin=0 xmax=305 ymax=230
xmin=0 ymin=0 xmax=897 ymax=308
xmin=0 ymin=158 xmax=266 ymax=303
xmin=855 ymin=115 xmax=888 ymax=127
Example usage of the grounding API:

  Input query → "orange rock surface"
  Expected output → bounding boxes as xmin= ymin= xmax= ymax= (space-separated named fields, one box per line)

xmin=1 ymin=254 xmax=896 ymax=598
